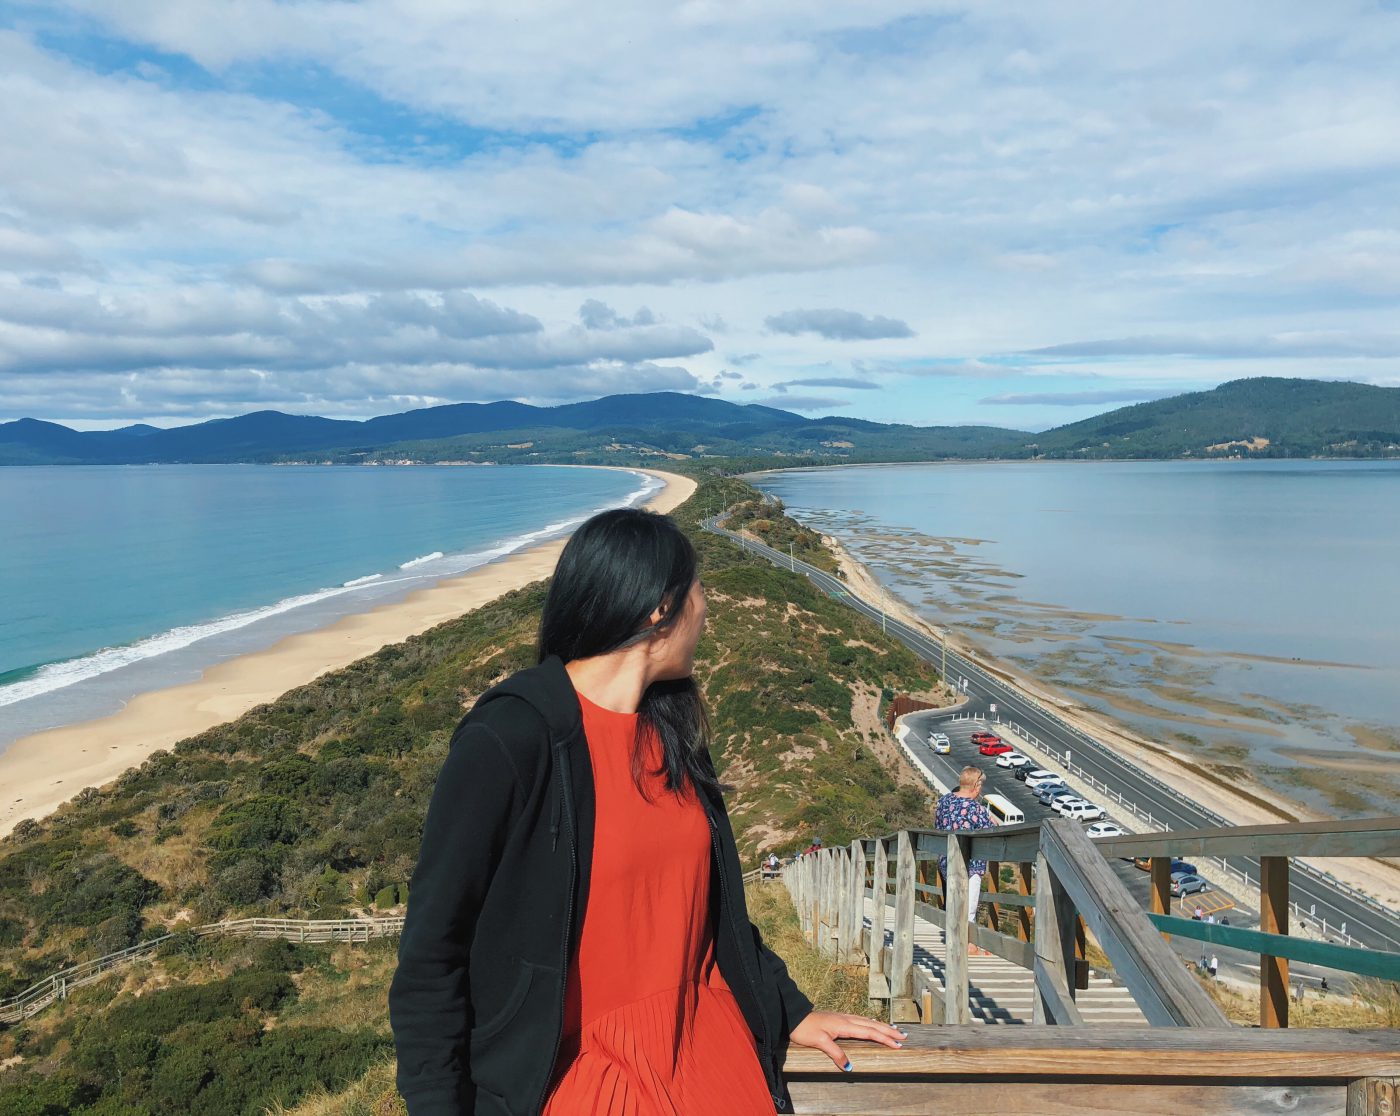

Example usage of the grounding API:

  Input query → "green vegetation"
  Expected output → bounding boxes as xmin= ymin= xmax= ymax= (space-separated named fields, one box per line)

xmin=1011 ymin=377 xmax=1400 ymax=460
xmin=0 ymin=475 xmax=940 ymax=1109
xmin=0 ymin=938 xmax=392 ymax=1115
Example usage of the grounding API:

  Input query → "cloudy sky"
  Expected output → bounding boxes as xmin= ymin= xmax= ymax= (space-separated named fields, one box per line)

xmin=2 ymin=2 xmax=1399 ymax=432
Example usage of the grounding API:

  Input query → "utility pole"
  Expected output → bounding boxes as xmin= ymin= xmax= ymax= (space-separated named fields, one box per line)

xmin=880 ymin=584 xmax=886 ymax=634
xmin=789 ymin=541 xmax=795 ymax=572
xmin=941 ymin=629 xmax=947 ymax=684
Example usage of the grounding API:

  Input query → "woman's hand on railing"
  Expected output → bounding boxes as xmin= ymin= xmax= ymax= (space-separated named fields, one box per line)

xmin=789 ymin=1011 xmax=907 ymax=1071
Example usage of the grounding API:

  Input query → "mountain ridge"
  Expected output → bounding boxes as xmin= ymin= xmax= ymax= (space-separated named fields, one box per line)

xmin=2 ymin=377 xmax=1396 ymax=465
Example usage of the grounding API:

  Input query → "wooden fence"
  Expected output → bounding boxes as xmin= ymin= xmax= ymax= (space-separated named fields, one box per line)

xmin=0 ymin=916 xmax=404 ymax=1025
xmin=782 ymin=815 xmax=1400 ymax=1114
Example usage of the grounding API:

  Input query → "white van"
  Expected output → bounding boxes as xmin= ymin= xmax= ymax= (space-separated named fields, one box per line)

xmin=984 ymin=792 xmax=1025 ymax=825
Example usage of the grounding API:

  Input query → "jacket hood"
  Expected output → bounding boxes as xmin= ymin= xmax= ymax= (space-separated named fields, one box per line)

xmin=473 ymin=654 xmax=582 ymax=744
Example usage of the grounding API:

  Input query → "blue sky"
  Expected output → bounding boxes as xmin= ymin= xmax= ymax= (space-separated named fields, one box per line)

xmin=0 ymin=2 xmax=1398 ymax=432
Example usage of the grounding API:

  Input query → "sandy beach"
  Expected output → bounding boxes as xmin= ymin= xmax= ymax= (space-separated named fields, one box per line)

xmin=0 ymin=467 xmax=696 ymax=840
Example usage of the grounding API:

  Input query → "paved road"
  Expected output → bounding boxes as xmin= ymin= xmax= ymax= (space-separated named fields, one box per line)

xmin=705 ymin=516 xmax=1400 ymax=955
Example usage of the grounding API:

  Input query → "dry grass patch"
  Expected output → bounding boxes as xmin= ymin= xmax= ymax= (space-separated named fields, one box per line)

xmin=745 ymin=880 xmax=870 ymax=1017
xmin=268 ymin=1053 xmax=405 ymax=1116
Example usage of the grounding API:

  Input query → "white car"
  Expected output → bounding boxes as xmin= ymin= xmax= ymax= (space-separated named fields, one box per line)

xmin=929 ymin=732 xmax=951 ymax=754
xmin=1023 ymin=770 xmax=1062 ymax=789
xmin=1085 ymin=821 xmax=1126 ymax=839
xmin=1058 ymin=800 xmax=1105 ymax=821
xmin=996 ymin=751 xmax=1030 ymax=769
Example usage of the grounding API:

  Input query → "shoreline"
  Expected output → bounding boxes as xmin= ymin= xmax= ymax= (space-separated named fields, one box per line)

xmin=821 ymin=532 xmax=1400 ymax=910
xmin=0 ymin=467 xmax=696 ymax=840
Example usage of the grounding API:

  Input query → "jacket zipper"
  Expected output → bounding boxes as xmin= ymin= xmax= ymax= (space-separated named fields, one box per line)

xmin=707 ymin=809 xmax=786 ymax=1112
xmin=537 ymin=744 xmax=578 ymax=1115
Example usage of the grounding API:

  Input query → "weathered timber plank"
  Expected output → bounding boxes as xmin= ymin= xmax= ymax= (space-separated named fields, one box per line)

xmin=782 ymin=1027 xmax=1400 ymax=1076
xmin=1040 ymin=819 xmax=1229 ymax=1027
xmin=891 ymin=832 xmax=916 ymax=1002
xmin=1033 ymin=954 xmax=1085 ymax=1026
xmin=788 ymin=1081 xmax=1344 ymax=1116
xmin=1033 ymin=848 xmax=1080 ymax=1025
xmin=1261 ymin=855 xmax=1290 ymax=1030
xmin=1091 ymin=815 xmax=1400 ymax=860
xmin=943 ymin=831 xmax=971 ymax=1025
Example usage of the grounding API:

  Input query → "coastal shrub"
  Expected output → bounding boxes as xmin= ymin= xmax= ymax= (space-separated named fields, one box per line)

xmin=373 ymin=884 xmax=399 ymax=909
xmin=110 ymin=819 xmax=139 ymax=838
xmin=101 ymin=969 xmax=296 ymax=1036
xmin=213 ymin=853 xmax=280 ymax=906
xmin=90 ymin=909 xmax=144 ymax=955
xmin=260 ymin=753 xmax=317 ymax=796
xmin=36 ymin=854 xmax=161 ymax=930
xmin=311 ymin=755 xmax=371 ymax=797
xmin=206 ymin=795 xmax=305 ymax=851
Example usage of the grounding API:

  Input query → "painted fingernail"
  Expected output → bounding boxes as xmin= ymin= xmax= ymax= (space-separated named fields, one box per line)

xmin=843 ymin=1060 xmax=853 ymax=1072
xmin=894 ymin=1041 xmax=904 ymax=1048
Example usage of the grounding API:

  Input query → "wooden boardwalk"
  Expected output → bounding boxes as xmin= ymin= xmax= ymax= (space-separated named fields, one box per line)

xmin=861 ymin=894 xmax=1146 ymax=1025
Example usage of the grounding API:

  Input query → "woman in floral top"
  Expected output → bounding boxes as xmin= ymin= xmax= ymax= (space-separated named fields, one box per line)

xmin=935 ymin=765 xmax=996 ymax=956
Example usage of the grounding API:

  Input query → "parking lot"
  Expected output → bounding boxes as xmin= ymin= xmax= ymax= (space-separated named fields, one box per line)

xmin=901 ymin=711 xmax=1240 ymax=926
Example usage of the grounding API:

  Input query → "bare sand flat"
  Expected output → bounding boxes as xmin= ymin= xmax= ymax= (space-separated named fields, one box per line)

xmin=0 ymin=467 xmax=695 ymax=839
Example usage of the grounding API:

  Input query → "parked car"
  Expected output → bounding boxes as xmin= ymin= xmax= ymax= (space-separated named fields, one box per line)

xmin=1059 ymin=801 xmax=1105 ymax=821
xmin=1039 ymin=787 xmax=1079 ymax=809
xmin=1171 ymin=873 xmax=1209 ymax=897
xmin=978 ymin=740 xmax=1014 ymax=756
xmin=1133 ymin=856 xmax=1199 ymax=875
xmin=1013 ymin=764 xmax=1036 ymax=782
xmin=1085 ymin=822 xmax=1127 ymax=839
xmin=1023 ymin=770 xmax=1062 ymax=790
xmin=970 ymin=731 xmax=1002 ymax=746
xmin=995 ymin=751 xmax=1030 ymax=768
xmin=929 ymin=732 xmax=951 ymax=754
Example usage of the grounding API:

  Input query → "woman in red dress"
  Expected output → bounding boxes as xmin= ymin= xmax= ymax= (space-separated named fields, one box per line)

xmin=391 ymin=508 xmax=903 ymax=1115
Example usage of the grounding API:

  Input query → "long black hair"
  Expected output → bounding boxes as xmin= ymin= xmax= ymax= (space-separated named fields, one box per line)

xmin=538 ymin=507 xmax=719 ymax=799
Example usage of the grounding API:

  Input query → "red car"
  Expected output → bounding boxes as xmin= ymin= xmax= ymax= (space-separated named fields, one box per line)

xmin=970 ymin=731 xmax=1001 ymax=745
xmin=978 ymin=740 xmax=1014 ymax=756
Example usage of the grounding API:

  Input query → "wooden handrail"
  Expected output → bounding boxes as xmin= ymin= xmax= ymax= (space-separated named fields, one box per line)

xmin=1092 ymin=815 xmax=1400 ymax=859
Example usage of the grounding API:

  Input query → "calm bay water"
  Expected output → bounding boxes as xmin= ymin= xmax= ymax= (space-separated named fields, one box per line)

xmin=0 ymin=464 xmax=654 ymax=747
xmin=753 ymin=460 xmax=1400 ymax=816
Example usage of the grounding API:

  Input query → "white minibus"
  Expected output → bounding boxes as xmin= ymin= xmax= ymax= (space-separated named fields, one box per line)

xmin=984 ymin=792 xmax=1025 ymax=825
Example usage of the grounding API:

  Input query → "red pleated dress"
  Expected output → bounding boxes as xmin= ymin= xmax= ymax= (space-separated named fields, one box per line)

xmin=542 ymin=690 xmax=778 ymax=1116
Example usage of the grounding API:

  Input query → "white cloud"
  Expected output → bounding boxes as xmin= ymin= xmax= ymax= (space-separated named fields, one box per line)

xmin=3 ymin=3 xmax=1400 ymax=423
xmin=765 ymin=308 xmax=913 ymax=340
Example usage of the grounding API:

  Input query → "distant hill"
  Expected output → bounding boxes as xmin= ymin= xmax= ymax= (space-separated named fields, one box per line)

xmin=1009 ymin=378 xmax=1400 ymax=460
xmin=2 ymin=378 xmax=1396 ymax=466
xmin=0 ymin=392 xmax=1020 ymax=466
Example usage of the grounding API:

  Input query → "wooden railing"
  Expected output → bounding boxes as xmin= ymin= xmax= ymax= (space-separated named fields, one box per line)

xmin=0 ymin=915 xmax=404 ymax=1025
xmin=781 ymin=816 xmax=1400 ymax=1112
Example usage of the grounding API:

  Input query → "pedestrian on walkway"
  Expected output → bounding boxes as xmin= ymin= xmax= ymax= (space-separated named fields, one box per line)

xmin=391 ymin=508 xmax=905 ymax=1116
xmin=935 ymin=765 xmax=996 ymax=957
xmin=1208 ymin=955 xmax=1219 ymax=979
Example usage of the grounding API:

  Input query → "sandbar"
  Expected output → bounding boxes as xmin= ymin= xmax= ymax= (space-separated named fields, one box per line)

xmin=0 ymin=467 xmax=696 ymax=839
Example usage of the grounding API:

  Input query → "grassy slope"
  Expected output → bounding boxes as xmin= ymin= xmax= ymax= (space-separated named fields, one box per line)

xmin=0 ymin=475 xmax=937 ymax=1113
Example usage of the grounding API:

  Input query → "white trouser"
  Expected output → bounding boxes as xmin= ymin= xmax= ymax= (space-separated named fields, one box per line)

xmin=968 ymin=872 xmax=983 ymax=923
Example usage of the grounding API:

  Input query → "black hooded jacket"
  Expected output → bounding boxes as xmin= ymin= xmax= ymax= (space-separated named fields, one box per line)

xmin=388 ymin=656 xmax=814 ymax=1115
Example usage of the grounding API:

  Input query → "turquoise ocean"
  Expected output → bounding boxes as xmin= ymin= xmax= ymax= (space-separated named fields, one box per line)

xmin=753 ymin=460 xmax=1400 ymax=816
xmin=0 ymin=464 xmax=655 ymax=748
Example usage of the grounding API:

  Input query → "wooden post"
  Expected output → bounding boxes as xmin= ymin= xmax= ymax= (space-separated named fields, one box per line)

xmin=848 ymin=839 xmax=866 ymax=963
xmin=1015 ymin=861 xmax=1034 ymax=942
xmin=1348 ymin=1077 xmax=1399 ymax=1115
xmin=1032 ymin=850 xmax=1081 ymax=1025
xmin=871 ymin=838 xmax=889 ymax=975
xmin=986 ymin=859 xmax=1004 ymax=935
xmin=1150 ymin=856 xmax=1173 ymax=940
xmin=890 ymin=831 xmax=917 ymax=1022
xmin=1075 ymin=916 xmax=1089 ymax=990
xmin=944 ymin=831 xmax=971 ymax=1025
xmin=1260 ymin=855 xmax=1290 ymax=1029
xmin=835 ymin=848 xmax=852 ymax=959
